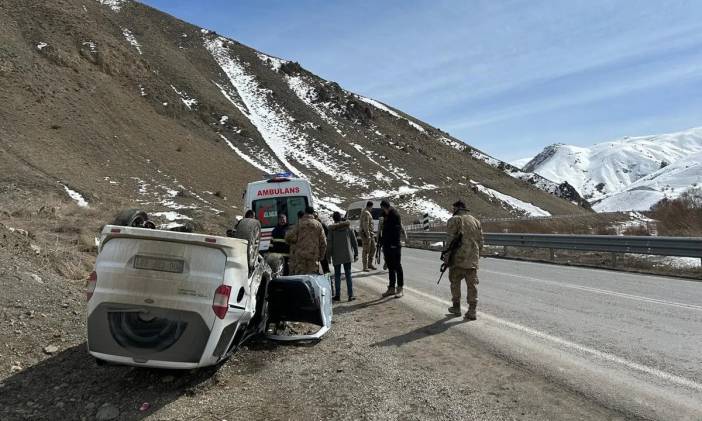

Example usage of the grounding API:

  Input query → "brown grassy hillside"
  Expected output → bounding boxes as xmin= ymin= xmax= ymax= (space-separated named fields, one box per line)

xmin=0 ymin=0 xmax=590 ymax=230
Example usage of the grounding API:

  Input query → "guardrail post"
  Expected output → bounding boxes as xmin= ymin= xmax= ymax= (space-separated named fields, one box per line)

xmin=549 ymin=248 xmax=555 ymax=261
xmin=611 ymin=252 xmax=617 ymax=268
xmin=503 ymin=245 xmax=508 ymax=257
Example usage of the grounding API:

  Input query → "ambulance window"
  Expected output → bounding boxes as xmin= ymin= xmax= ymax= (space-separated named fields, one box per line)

xmin=253 ymin=198 xmax=278 ymax=228
xmin=371 ymin=208 xmax=384 ymax=220
xmin=286 ymin=197 xmax=307 ymax=225
xmin=253 ymin=196 xmax=309 ymax=228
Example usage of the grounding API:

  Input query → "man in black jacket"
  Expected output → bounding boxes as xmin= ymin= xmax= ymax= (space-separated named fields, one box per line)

xmin=379 ymin=200 xmax=404 ymax=298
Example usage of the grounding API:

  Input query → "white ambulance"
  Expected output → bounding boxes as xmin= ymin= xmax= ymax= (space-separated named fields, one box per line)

xmin=243 ymin=174 xmax=314 ymax=252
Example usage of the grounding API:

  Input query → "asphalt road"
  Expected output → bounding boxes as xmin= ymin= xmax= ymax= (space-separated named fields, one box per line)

xmin=353 ymin=247 xmax=702 ymax=420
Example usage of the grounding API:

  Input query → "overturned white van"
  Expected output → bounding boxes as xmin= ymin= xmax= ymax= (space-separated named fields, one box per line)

xmin=87 ymin=213 xmax=331 ymax=369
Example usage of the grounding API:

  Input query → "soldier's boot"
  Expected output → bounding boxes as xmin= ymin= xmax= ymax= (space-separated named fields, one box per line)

xmin=381 ymin=287 xmax=396 ymax=298
xmin=394 ymin=287 xmax=403 ymax=298
xmin=464 ymin=302 xmax=477 ymax=321
xmin=447 ymin=303 xmax=461 ymax=316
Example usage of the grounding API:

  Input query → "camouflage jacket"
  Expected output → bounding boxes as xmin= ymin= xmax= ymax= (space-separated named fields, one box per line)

xmin=360 ymin=208 xmax=373 ymax=239
xmin=444 ymin=209 xmax=483 ymax=269
xmin=285 ymin=215 xmax=327 ymax=262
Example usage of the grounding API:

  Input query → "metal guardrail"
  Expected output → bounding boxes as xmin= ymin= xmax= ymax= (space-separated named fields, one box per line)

xmin=406 ymin=231 xmax=702 ymax=261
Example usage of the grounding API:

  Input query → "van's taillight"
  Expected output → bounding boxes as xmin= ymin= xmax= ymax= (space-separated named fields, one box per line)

xmin=86 ymin=271 xmax=97 ymax=301
xmin=110 ymin=228 xmax=121 ymax=233
xmin=212 ymin=285 xmax=231 ymax=319
xmin=205 ymin=238 xmax=217 ymax=243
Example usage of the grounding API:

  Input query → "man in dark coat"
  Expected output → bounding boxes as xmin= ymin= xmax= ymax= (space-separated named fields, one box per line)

xmin=379 ymin=200 xmax=404 ymax=298
xmin=327 ymin=212 xmax=358 ymax=301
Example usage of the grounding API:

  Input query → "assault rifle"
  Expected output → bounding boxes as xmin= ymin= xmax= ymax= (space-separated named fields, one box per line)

xmin=437 ymin=233 xmax=462 ymax=285
xmin=375 ymin=234 xmax=382 ymax=265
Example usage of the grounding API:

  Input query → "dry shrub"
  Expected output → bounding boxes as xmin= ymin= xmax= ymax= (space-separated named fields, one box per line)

xmin=482 ymin=213 xmax=630 ymax=235
xmin=650 ymin=188 xmax=702 ymax=236
xmin=621 ymin=225 xmax=650 ymax=236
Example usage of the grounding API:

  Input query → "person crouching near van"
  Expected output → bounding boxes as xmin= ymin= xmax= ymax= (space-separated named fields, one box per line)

xmin=285 ymin=206 xmax=327 ymax=275
xmin=327 ymin=211 xmax=359 ymax=301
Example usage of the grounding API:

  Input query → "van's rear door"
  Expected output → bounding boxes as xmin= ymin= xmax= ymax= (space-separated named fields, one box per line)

xmin=96 ymin=236 xmax=226 ymax=328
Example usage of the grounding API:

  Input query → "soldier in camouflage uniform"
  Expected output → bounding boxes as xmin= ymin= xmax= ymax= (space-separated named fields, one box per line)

xmin=360 ymin=201 xmax=377 ymax=271
xmin=444 ymin=199 xmax=483 ymax=320
xmin=286 ymin=206 xmax=327 ymax=275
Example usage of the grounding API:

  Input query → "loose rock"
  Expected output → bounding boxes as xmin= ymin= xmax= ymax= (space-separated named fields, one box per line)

xmin=43 ymin=345 xmax=59 ymax=354
xmin=96 ymin=403 xmax=119 ymax=421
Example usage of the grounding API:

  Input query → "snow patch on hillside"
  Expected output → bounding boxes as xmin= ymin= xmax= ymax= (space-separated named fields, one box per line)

xmin=439 ymin=137 xmax=468 ymax=152
xmin=96 ymin=0 xmax=126 ymax=12
xmin=399 ymin=197 xmax=452 ymax=221
xmin=122 ymin=28 xmax=142 ymax=54
xmin=470 ymin=181 xmax=550 ymax=217
xmin=205 ymin=36 xmax=368 ymax=187
xmin=355 ymin=95 xmax=426 ymax=133
xmin=170 ymin=85 xmax=197 ymax=109
xmin=36 ymin=42 xmax=48 ymax=50
xmin=82 ymin=41 xmax=97 ymax=53
xmin=286 ymin=75 xmax=343 ymax=132
xmin=314 ymin=195 xmax=345 ymax=214
xmin=256 ymin=52 xmax=288 ymax=72
xmin=219 ymin=134 xmax=271 ymax=173
xmin=471 ymin=150 xmax=502 ymax=168
xmin=61 ymin=184 xmax=89 ymax=207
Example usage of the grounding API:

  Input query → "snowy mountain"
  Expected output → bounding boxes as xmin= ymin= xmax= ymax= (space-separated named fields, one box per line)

xmin=592 ymin=151 xmax=702 ymax=212
xmin=0 ymin=0 xmax=588 ymax=227
xmin=522 ymin=127 xmax=702 ymax=211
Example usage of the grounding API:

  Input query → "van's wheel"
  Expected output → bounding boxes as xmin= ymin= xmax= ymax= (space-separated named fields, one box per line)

xmin=112 ymin=208 xmax=149 ymax=227
xmin=233 ymin=218 xmax=261 ymax=271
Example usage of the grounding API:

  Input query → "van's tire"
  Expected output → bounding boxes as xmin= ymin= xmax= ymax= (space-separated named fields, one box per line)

xmin=112 ymin=208 xmax=148 ymax=227
xmin=233 ymin=218 xmax=261 ymax=270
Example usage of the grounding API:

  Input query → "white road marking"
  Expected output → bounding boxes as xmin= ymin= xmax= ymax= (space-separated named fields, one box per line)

xmin=483 ymin=269 xmax=702 ymax=312
xmin=360 ymin=273 xmax=702 ymax=393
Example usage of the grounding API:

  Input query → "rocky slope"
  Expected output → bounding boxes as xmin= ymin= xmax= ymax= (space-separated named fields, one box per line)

xmin=0 ymin=0 xmax=588 ymax=228
xmin=521 ymin=127 xmax=702 ymax=211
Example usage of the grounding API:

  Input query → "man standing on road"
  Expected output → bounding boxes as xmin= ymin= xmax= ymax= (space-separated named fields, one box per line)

xmin=379 ymin=200 xmax=404 ymax=298
xmin=286 ymin=207 xmax=327 ymax=275
xmin=360 ymin=201 xmax=377 ymax=271
xmin=445 ymin=199 xmax=483 ymax=320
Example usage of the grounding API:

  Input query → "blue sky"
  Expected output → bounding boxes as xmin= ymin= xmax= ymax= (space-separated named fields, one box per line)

xmin=141 ymin=0 xmax=702 ymax=161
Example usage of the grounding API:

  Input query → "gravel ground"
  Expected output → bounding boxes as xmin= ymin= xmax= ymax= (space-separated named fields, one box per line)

xmin=0 ymin=223 xmax=626 ymax=420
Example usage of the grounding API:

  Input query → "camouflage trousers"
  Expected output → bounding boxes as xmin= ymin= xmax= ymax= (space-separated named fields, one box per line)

xmin=448 ymin=267 xmax=479 ymax=305
xmin=289 ymin=258 xmax=320 ymax=275
xmin=362 ymin=236 xmax=376 ymax=269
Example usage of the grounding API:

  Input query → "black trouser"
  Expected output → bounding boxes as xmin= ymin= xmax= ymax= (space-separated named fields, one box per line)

xmin=384 ymin=246 xmax=404 ymax=288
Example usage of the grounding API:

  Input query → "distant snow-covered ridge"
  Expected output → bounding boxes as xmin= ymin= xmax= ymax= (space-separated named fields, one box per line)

xmin=521 ymin=127 xmax=702 ymax=211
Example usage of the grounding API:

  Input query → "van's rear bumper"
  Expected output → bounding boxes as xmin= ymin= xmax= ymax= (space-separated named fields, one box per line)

xmin=88 ymin=351 xmax=205 ymax=369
